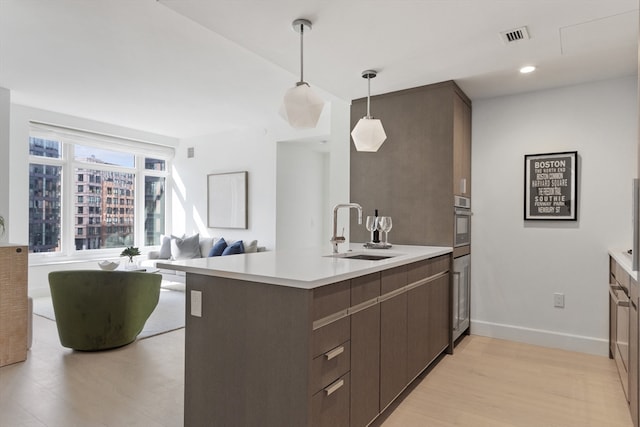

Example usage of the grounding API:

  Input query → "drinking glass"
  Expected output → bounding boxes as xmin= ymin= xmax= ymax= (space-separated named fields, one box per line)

xmin=365 ymin=216 xmax=378 ymax=242
xmin=378 ymin=216 xmax=393 ymax=245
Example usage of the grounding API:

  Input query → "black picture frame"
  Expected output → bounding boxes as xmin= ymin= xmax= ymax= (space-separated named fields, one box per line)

xmin=524 ymin=151 xmax=578 ymax=221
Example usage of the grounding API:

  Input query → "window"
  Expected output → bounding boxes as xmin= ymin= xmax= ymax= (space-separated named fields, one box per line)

xmin=29 ymin=163 xmax=62 ymax=253
xmin=28 ymin=124 xmax=172 ymax=257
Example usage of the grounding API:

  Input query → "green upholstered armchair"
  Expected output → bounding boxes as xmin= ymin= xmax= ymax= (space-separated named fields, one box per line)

xmin=48 ymin=270 xmax=161 ymax=351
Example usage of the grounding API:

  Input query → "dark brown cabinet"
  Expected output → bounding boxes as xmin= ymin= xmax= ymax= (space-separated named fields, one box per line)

xmin=609 ymin=255 xmax=639 ymax=427
xmin=379 ymin=265 xmax=409 ymax=409
xmin=184 ymin=255 xmax=450 ymax=427
xmin=407 ymin=280 xmax=430 ymax=380
xmin=453 ymin=92 xmax=472 ymax=197
xmin=428 ymin=274 xmax=451 ymax=361
xmin=350 ymin=274 xmax=380 ymax=427
xmin=630 ymin=276 xmax=638 ymax=426
xmin=350 ymin=80 xmax=472 ymax=247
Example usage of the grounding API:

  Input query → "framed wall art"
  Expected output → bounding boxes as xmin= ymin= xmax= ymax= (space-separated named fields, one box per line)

xmin=524 ymin=151 xmax=578 ymax=221
xmin=207 ymin=171 xmax=248 ymax=229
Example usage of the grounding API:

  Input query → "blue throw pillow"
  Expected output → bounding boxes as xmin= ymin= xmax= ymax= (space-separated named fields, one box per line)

xmin=208 ymin=238 xmax=227 ymax=257
xmin=222 ymin=240 xmax=244 ymax=256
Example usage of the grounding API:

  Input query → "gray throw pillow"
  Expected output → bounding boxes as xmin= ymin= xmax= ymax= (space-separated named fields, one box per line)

xmin=171 ymin=234 xmax=201 ymax=259
xmin=158 ymin=235 xmax=172 ymax=259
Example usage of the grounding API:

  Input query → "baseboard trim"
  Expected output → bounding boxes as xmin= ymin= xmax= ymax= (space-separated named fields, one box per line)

xmin=471 ymin=319 xmax=608 ymax=357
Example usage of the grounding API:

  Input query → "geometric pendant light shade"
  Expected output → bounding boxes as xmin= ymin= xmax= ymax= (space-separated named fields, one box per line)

xmin=351 ymin=70 xmax=387 ymax=152
xmin=280 ymin=19 xmax=325 ymax=129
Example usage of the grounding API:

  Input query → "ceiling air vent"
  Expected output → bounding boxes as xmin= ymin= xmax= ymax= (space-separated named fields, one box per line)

xmin=500 ymin=26 xmax=530 ymax=44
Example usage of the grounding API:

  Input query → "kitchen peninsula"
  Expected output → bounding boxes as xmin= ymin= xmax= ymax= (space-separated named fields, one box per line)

xmin=160 ymin=244 xmax=453 ymax=427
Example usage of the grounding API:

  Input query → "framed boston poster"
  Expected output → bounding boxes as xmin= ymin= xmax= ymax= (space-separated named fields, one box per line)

xmin=524 ymin=151 xmax=578 ymax=221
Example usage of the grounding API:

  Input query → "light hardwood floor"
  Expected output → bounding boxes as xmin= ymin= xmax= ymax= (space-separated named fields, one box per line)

xmin=376 ymin=336 xmax=632 ymax=427
xmin=0 ymin=316 xmax=632 ymax=427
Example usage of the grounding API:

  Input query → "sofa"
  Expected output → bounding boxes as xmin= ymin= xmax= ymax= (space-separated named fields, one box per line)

xmin=139 ymin=234 xmax=264 ymax=283
xmin=48 ymin=270 xmax=161 ymax=351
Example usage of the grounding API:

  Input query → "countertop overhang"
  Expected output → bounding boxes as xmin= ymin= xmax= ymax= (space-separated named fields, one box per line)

xmin=158 ymin=244 xmax=453 ymax=289
xmin=609 ymin=248 xmax=638 ymax=281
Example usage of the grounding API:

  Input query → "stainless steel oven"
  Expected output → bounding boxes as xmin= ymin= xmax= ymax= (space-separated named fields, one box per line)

xmin=454 ymin=196 xmax=471 ymax=247
xmin=611 ymin=280 xmax=630 ymax=399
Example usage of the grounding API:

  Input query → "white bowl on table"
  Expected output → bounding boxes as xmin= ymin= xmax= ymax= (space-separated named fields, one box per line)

xmin=98 ymin=260 xmax=120 ymax=271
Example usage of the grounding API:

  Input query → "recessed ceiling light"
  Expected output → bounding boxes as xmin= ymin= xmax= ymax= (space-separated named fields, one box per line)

xmin=520 ymin=65 xmax=536 ymax=74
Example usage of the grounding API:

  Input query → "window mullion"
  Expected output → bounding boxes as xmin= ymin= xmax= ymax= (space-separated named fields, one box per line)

xmin=63 ymin=142 xmax=74 ymax=255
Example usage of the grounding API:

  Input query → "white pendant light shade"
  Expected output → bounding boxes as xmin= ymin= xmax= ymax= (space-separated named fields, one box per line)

xmin=351 ymin=70 xmax=386 ymax=152
xmin=281 ymin=19 xmax=325 ymax=129
xmin=280 ymin=83 xmax=325 ymax=129
xmin=351 ymin=117 xmax=387 ymax=152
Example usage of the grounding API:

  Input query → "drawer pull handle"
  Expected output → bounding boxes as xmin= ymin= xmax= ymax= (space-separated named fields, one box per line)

xmin=325 ymin=346 xmax=344 ymax=361
xmin=324 ymin=379 xmax=344 ymax=396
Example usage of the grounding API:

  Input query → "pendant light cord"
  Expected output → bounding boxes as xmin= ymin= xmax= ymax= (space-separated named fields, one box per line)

xmin=366 ymin=75 xmax=371 ymax=118
xmin=361 ymin=70 xmax=377 ymax=119
xmin=299 ymin=23 xmax=304 ymax=83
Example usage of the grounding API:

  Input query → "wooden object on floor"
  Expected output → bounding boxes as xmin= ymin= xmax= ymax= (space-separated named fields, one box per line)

xmin=0 ymin=244 xmax=28 ymax=367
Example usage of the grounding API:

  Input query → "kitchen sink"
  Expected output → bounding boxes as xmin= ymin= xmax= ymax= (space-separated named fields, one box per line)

xmin=326 ymin=251 xmax=397 ymax=261
xmin=343 ymin=254 xmax=393 ymax=261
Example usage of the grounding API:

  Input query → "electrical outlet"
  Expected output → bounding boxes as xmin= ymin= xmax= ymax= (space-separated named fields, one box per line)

xmin=190 ymin=290 xmax=202 ymax=317
xmin=553 ymin=292 xmax=565 ymax=308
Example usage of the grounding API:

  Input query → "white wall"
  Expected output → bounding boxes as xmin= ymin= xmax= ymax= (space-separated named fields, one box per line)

xmin=276 ymin=143 xmax=328 ymax=250
xmin=0 ymin=88 xmax=9 ymax=243
xmin=174 ymin=100 xmax=351 ymax=251
xmin=172 ymin=127 xmax=277 ymax=248
xmin=471 ymin=76 xmax=638 ymax=356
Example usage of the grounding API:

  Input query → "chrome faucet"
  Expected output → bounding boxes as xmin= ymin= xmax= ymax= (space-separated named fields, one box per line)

xmin=331 ymin=203 xmax=363 ymax=253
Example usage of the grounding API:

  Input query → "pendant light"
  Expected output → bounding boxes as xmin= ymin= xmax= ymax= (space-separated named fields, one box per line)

xmin=280 ymin=19 xmax=325 ymax=129
xmin=351 ymin=70 xmax=387 ymax=152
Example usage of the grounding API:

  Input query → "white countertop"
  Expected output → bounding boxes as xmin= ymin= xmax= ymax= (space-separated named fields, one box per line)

xmin=609 ymin=248 xmax=638 ymax=281
xmin=158 ymin=244 xmax=453 ymax=289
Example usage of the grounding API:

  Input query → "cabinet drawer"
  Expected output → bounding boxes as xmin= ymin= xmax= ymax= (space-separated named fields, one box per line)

xmin=313 ymin=280 xmax=350 ymax=322
xmin=428 ymin=255 xmax=451 ymax=275
xmin=407 ymin=255 xmax=450 ymax=284
xmin=407 ymin=260 xmax=429 ymax=284
xmin=312 ymin=317 xmax=350 ymax=358
xmin=381 ymin=265 xmax=408 ymax=294
xmin=312 ymin=372 xmax=350 ymax=427
xmin=311 ymin=341 xmax=350 ymax=394
xmin=351 ymin=273 xmax=380 ymax=305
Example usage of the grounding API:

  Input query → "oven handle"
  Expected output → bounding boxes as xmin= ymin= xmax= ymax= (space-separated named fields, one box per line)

xmin=455 ymin=209 xmax=472 ymax=216
xmin=610 ymin=286 xmax=630 ymax=307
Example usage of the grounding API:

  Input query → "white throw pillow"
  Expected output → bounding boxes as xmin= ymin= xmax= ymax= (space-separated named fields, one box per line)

xmin=243 ymin=240 xmax=258 ymax=253
xmin=199 ymin=236 xmax=216 ymax=258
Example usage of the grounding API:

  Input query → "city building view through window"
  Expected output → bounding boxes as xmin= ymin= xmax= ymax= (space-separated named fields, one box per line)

xmin=28 ymin=135 xmax=167 ymax=255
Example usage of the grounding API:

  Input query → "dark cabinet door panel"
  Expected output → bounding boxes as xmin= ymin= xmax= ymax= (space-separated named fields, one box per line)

xmin=380 ymin=293 xmax=408 ymax=409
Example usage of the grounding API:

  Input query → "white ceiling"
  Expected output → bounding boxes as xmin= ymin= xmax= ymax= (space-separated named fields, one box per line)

xmin=0 ymin=0 xmax=637 ymax=139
